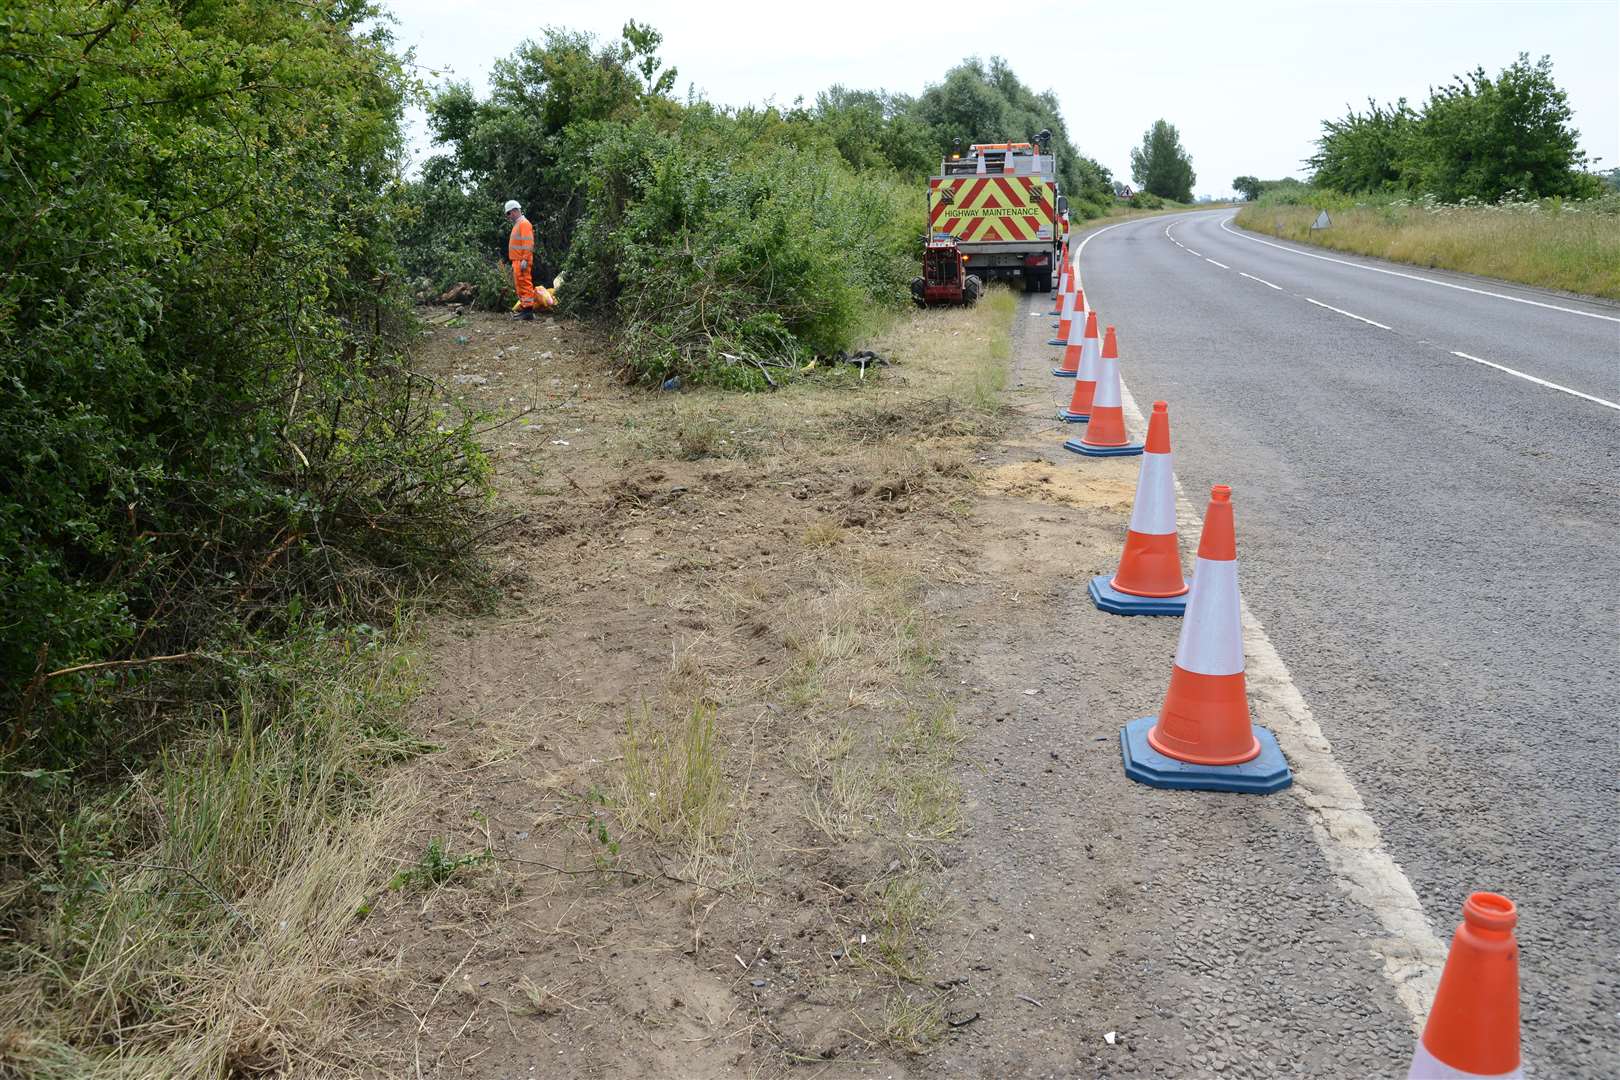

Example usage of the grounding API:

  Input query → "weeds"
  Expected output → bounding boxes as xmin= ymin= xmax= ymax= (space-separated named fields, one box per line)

xmin=0 ymin=626 xmax=424 ymax=1077
xmin=1234 ymin=190 xmax=1620 ymax=298
xmin=618 ymin=701 xmax=731 ymax=851
xmin=388 ymin=837 xmax=494 ymax=891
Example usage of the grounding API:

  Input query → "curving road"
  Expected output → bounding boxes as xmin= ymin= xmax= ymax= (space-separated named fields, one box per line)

xmin=1075 ymin=209 xmax=1619 ymax=1077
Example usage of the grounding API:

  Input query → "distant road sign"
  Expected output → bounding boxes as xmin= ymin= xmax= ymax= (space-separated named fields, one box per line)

xmin=1311 ymin=210 xmax=1332 ymax=230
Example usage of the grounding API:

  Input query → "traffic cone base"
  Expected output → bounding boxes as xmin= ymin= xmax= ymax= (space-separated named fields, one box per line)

xmin=1063 ymin=436 xmax=1143 ymax=457
xmin=1053 ymin=368 xmax=1078 ymax=379
xmin=1120 ymin=715 xmax=1291 ymax=794
xmin=1088 ymin=575 xmax=1188 ymax=616
xmin=1057 ymin=407 xmax=1089 ymax=422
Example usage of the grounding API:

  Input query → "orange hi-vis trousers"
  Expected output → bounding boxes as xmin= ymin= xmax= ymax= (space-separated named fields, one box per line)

xmin=508 ymin=214 xmax=536 ymax=310
xmin=511 ymin=258 xmax=535 ymax=310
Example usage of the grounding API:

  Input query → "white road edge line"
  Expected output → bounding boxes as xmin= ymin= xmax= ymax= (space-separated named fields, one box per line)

xmin=1073 ymin=216 xmax=1445 ymax=1027
xmin=1450 ymin=351 xmax=1620 ymax=411
xmin=1205 ymin=258 xmax=1230 ymax=269
xmin=1305 ymin=297 xmax=1393 ymax=330
xmin=1239 ymin=271 xmax=1282 ymax=290
xmin=1219 ymin=214 xmax=1620 ymax=324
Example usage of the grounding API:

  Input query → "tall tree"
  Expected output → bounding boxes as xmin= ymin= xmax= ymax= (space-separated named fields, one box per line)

xmin=1411 ymin=53 xmax=1588 ymax=201
xmin=909 ymin=58 xmax=1114 ymax=211
xmin=1131 ymin=120 xmax=1195 ymax=202
xmin=1308 ymin=98 xmax=1417 ymax=193
xmin=1232 ymin=175 xmax=1262 ymax=201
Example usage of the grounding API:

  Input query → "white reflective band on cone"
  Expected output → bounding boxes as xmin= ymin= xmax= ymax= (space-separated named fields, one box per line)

xmin=1173 ymin=558 xmax=1244 ymax=675
xmin=1077 ymin=336 xmax=1099 ymax=380
xmin=1092 ymin=357 xmax=1122 ymax=408
xmin=1060 ymin=289 xmax=1075 ymax=318
xmin=1409 ymin=1041 xmax=1523 ymax=1079
xmin=1128 ymin=452 xmax=1177 ymax=535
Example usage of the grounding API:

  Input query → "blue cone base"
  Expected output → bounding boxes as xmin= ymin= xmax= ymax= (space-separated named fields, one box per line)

xmin=1047 ymin=337 xmax=1067 ymax=346
xmin=1058 ymin=409 xmax=1090 ymax=423
xmin=1063 ymin=438 xmax=1144 ymax=458
xmin=1089 ymin=576 xmax=1189 ymax=616
xmin=1052 ymin=368 xmax=1079 ymax=378
xmin=1120 ymin=716 xmax=1292 ymax=794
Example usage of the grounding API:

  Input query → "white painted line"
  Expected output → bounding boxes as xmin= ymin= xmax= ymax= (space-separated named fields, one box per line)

xmin=1184 ymin=248 xmax=1203 ymax=257
xmin=1450 ymin=351 xmax=1620 ymax=411
xmin=1220 ymin=215 xmax=1620 ymax=324
xmin=1206 ymin=258 xmax=1230 ymax=269
xmin=1305 ymin=297 xmax=1393 ymax=330
xmin=1074 ymin=216 xmax=1445 ymax=1028
xmin=1240 ymin=271 xmax=1282 ymax=290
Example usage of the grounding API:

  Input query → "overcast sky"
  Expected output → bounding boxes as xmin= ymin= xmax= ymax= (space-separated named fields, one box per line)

xmin=381 ymin=0 xmax=1620 ymax=197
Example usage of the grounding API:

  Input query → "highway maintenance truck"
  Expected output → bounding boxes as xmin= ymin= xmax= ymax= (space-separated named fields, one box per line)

xmin=926 ymin=135 xmax=1067 ymax=293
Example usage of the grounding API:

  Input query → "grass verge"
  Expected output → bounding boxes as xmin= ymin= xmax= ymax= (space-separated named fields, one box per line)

xmin=1234 ymin=191 xmax=1620 ymax=299
xmin=0 ymin=624 xmax=428 ymax=1077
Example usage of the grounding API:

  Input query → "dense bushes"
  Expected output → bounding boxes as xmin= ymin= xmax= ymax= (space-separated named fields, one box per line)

xmin=400 ymin=30 xmax=1112 ymax=383
xmin=566 ymin=110 xmax=917 ymax=385
xmin=1307 ymin=54 xmax=1600 ymax=202
xmin=0 ymin=3 xmax=488 ymax=740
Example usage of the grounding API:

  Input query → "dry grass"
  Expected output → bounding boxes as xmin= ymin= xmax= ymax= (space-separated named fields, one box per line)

xmin=0 ymin=634 xmax=425 ymax=1079
xmin=1234 ymin=197 xmax=1620 ymax=299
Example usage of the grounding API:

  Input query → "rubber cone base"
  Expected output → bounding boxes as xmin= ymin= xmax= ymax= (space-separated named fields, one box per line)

xmin=1052 ymin=368 xmax=1079 ymax=378
xmin=1063 ymin=438 xmax=1144 ymax=458
xmin=1047 ymin=337 xmax=1067 ymax=346
xmin=1120 ymin=716 xmax=1292 ymax=793
xmin=1058 ymin=409 xmax=1090 ymax=423
xmin=1089 ymin=576 xmax=1189 ymax=616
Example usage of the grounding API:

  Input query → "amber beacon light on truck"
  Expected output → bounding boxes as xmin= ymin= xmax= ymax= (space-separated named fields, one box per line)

xmin=926 ymin=134 xmax=1066 ymax=293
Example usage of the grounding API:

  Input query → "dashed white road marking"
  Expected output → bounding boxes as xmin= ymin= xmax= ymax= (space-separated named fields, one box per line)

xmin=1240 ymin=271 xmax=1282 ymax=290
xmin=1184 ymin=247 xmax=1203 ymax=257
xmin=1205 ymin=258 xmax=1230 ymax=269
xmin=1071 ymin=215 xmax=1446 ymax=1027
xmin=1450 ymin=351 xmax=1620 ymax=411
xmin=1305 ymin=297 xmax=1393 ymax=330
xmin=1219 ymin=214 xmax=1620 ymax=324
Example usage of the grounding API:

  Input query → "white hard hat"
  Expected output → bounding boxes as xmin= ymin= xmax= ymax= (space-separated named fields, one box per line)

xmin=503 ymin=199 xmax=521 ymax=213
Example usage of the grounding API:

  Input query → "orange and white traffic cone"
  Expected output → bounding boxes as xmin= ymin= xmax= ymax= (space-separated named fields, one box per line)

xmin=1064 ymin=326 xmax=1143 ymax=456
xmin=1119 ymin=485 xmax=1292 ymax=793
xmin=1049 ymin=273 xmax=1079 ymax=345
xmin=1058 ymin=308 xmax=1099 ymax=409
xmin=1090 ymin=402 xmax=1190 ymax=615
xmin=1053 ymin=298 xmax=1091 ymax=381
xmin=1409 ymin=893 xmax=1522 ymax=1079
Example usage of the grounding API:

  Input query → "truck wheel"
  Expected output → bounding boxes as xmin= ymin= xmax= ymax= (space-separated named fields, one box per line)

xmin=910 ymin=276 xmax=927 ymax=308
xmin=1039 ymin=271 xmax=1053 ymax=293
xmin=964 ymin=275 xmax=983 ymax=304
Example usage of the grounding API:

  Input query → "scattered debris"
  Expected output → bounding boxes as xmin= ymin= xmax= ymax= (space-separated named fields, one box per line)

xmin=1016 ymin=994 xmax=1044 ymax=1008
xmin=947 ymin=1011 xmax=982 ymax=1028
xmin=451 ymin=374 xmax=487 ymax=385
xmin=1104 ymin=1031 xmax=1119 ymax=1046
xmin=435 ymin=281 xmax=477 ymax=304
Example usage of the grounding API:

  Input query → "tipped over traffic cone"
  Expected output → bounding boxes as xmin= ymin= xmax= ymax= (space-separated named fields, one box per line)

xmin=1409 ymin=893 xmax=1522 ymax=1079
xmin=1052 ymin=298 xmax=1091 ymax=380
xmin=1090 ymin=402 xmax=1190 ymax=615
xmin=1064 ymin=326 xmax=1143 ymax=457
xmin=1119 ymin=485 xmax=1292 ymax=794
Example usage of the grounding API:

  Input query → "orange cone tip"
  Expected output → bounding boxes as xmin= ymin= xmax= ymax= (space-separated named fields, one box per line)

xmin=1410 ymin=893 xmax=1522 ymax=1079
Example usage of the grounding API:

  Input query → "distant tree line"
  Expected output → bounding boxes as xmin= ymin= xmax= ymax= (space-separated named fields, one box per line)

xmin=1235 ymin=54 xmax=1602 ymax=203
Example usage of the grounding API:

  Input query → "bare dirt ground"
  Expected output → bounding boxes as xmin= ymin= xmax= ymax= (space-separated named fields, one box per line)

xmin=339 ymin=284 xmax=1411 ymax=1080
xmin=342 ymin=296 xmax=1020 ymax=1078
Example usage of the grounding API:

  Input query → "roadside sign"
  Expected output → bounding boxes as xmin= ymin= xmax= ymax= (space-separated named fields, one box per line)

xmin=1311 ymin=210 xmax=1331 ymax=230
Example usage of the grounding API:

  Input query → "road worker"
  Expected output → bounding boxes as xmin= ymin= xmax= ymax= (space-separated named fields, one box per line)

xmin=504 ymin=199 xmax=536 ymax=321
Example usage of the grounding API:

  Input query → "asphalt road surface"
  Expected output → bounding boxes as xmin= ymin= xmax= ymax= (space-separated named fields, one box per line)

xmin=1075 ymin=209 xmax=1619 ymax=1077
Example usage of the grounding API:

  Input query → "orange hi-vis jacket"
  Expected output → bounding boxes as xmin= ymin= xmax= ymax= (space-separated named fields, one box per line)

xmin=507 ymin=215 xmax=534 ymax=264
